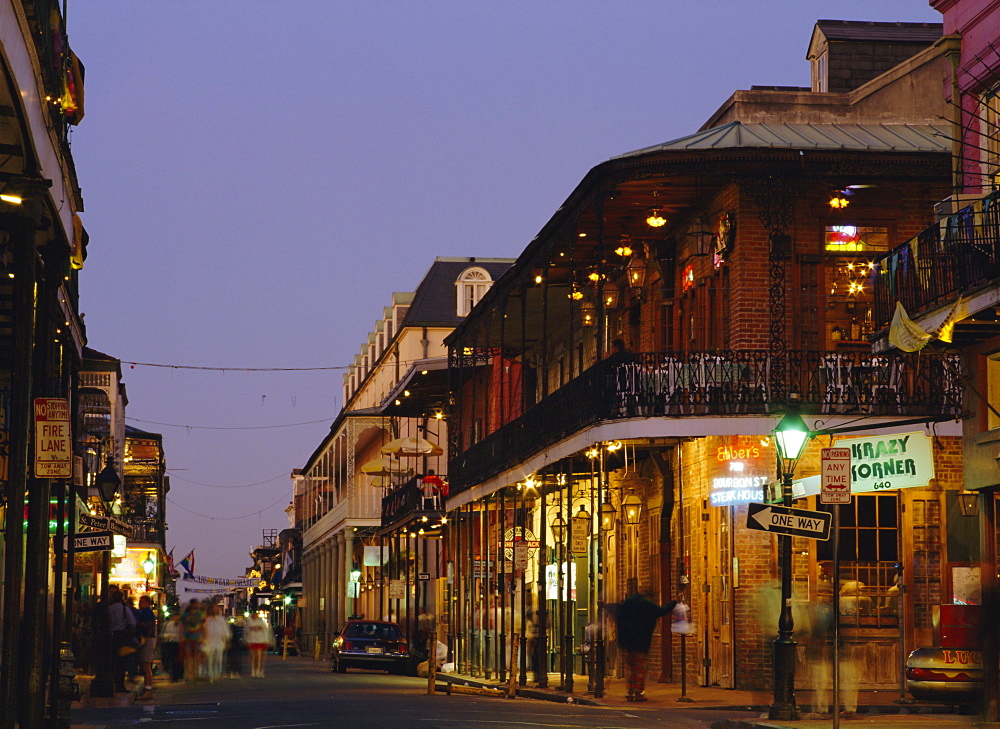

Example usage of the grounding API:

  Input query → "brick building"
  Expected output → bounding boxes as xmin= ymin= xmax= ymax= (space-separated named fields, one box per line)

xmin=437 ymin=20 xmax=968 ymax=698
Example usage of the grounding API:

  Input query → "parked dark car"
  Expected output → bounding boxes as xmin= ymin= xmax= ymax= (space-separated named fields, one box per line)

xmin=331 ymin=620 xmax=409 ymax=674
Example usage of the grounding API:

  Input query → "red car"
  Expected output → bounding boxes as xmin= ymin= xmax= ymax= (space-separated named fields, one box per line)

xmin=331 ymin=620 xmax=409 ymax=674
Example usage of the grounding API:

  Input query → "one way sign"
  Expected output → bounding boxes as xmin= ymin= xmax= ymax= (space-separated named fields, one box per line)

xmin=64 ymin=531 xmax=113 ymax=552
xmin=746 ymin=503 xmax=832 ymax=541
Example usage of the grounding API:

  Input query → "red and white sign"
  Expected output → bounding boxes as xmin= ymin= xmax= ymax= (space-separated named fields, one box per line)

xmin=820 ymin=447 xmax=852 ymax=504
xmin=34 ymin=398 xmax=71 ymax=478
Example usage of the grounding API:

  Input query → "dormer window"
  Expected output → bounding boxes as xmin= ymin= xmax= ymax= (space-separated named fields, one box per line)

xmin=456 ymin=266 xmax=492 ymax=316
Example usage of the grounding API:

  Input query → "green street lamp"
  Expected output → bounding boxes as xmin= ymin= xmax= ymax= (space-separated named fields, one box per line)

xmin=769 ymin=409 xmax=811 ymax=721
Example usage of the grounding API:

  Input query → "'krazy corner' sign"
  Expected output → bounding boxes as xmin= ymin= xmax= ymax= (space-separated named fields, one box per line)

xmin=837 ymin=431 xmax=934 ymax=493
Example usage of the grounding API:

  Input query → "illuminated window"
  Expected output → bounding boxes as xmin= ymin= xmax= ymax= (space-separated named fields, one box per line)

xmin=987 ymin=353 xmax=1000 ymax=430
xmin=456 ymin=267 xmax=492 ymax=316
xmin=983 ymin=88 xmax=1000 ymax=190
xmin=824 ymin=225 xmax=889 ymax=253
xmin=681 ymin=263 xmax=695 ymax=292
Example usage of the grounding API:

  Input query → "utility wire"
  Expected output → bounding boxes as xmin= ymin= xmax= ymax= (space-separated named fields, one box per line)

xmin=166 ymin=472 xmax=288 ymax=489
xmin=166 ymin=493 xmax=289 ymax=521
xmin=126 ymin=416 xmax=332 ymax=431
xmin=124 ymin=361 xmax=346 ymax=372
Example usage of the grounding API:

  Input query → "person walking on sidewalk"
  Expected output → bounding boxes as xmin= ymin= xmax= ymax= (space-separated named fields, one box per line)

xmin=604 ymin=591 xmax=676 ymax=702
xmin=159 ymin=613 xmax=183 ymax=682
xmin=135 ymin=595 xmax=158 ymax=699
xmin=202 ymin=603 xmax=231 ymax=682
xmin=244 ymin=611 xmax=274 ymax=678
xmin=180 ymin=599 xmax=206 ymax=681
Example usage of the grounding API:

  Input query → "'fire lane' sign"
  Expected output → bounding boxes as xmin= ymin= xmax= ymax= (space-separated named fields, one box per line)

xmin=746 ymin=502 xmax=832 ymax=541
xmin=34 ymin=398 xmax=72 ymax=478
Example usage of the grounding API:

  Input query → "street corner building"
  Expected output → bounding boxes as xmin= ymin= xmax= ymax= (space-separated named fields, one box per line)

xmin=290 ymin=9 xmax=1000 ymax=711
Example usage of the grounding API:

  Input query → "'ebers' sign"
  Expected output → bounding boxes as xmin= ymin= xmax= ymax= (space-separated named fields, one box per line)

xmin=837 ymin=431 xmax=934 ymax=492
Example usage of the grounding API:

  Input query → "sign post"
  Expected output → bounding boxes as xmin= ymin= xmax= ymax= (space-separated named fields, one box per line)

xmin=34 ymin=398 xmax=71 ymax=478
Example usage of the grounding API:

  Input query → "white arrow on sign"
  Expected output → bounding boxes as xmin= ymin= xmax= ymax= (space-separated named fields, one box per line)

xmin=746 ymin=502 xmax=832 ymax=540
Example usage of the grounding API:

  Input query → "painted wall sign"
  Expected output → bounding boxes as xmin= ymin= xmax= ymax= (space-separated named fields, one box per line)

xmin=837 ymin=431 xmax=934 ymax=493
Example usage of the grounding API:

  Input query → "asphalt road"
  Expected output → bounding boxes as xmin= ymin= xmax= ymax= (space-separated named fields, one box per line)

xmin=71 ymin=657 xmax=752 ymax=729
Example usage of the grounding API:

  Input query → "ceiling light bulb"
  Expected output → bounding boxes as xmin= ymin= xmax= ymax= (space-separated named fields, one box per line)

xmin=646 ymin=209 xmax=666 ymax=227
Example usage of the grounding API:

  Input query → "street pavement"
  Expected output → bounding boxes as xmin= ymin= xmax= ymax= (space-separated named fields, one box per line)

xmin=69 ymin=654 xmax=995 ymax=729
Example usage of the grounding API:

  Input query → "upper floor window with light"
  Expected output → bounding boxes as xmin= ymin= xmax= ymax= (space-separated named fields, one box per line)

xmin=456 ymin=267 xmax=492 ymax=317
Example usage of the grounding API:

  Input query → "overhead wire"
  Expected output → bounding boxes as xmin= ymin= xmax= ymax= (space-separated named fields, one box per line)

xmin=167 ymin=471 xmax=288 ymax=489
xmin=166 ymin=492 xmax=289 ymax=521
xmin=126 ymin=415 xmax=333 ymax=431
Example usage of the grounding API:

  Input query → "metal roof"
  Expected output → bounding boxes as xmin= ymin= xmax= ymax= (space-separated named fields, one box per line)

xmin=613 ymin=122 xmax=950 ymax=159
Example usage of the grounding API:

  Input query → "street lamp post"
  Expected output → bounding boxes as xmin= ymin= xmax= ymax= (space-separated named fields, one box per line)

xmin=769 ymin=410 xmax=810 ymax=722
xmin=89 ymin=460 xmax=121 ymax=698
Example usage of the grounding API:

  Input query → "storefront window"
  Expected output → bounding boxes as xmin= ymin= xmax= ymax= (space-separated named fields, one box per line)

xmin=817 ymin=494 xmax=899 ymax=628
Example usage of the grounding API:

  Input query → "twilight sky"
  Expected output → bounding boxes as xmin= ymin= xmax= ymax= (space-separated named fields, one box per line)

xmin=67 ymin=1 xmax=942 ymax=580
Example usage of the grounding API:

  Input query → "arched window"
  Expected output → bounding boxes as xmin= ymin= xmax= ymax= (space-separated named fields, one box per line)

xmin=456 ymin=267 xmax=492 ymax=316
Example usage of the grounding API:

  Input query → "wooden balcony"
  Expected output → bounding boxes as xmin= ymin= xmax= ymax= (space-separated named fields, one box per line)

xmin=448 ymin=349 xmax=962 ymax=496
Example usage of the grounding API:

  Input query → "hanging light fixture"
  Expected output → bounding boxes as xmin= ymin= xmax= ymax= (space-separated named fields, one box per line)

xmin=957 ymin=489 xmax=979 ymax=517
xmin=646 ymin=209 xmax=666 ymax=228
xmin=627 ymin=257 xmax=648 ymax=291
xmin=581 ymin=301 xmax=596 ymax=327
xmin=551 ymin=513 xmax=567 ymax=541
xmin=603 ymin=281 xmax=620 ymax=310
xmin=621 ymin=490 xmax=641 ymax=525
xmin=829 ymin=191 xmax=850 ymax=209
xmin=600 ymin=498 xmax=617 ymax=532
xmin=576 ymin=503 xmax=591 ymax=523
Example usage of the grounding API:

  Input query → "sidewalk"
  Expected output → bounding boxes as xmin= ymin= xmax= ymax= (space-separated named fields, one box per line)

xmin=435 ymin=669 xmax=993 ymax=728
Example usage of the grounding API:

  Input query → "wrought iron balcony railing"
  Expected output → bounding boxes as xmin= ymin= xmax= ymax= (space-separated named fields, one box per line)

xmin=126 ymin=517 xmax=164 ymax=545
xmin=381 ymin=474 xmax=446 ymax=529
xmin=448 ymin=349 xmax=962 ymax=495
xmin=873 ymin=189 xmax=1000 ymax=324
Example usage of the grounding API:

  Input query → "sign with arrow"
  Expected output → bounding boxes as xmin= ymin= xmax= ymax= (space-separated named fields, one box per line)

xmin=746 ymin=503 xmax=831 ymax=541
xmin=65 ymin=531 xmax=114 ymax=552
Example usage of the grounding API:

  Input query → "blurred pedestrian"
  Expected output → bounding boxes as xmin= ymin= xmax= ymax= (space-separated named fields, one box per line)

xmin=603 ymin=591 xmax=676 ymax=702
xmin=136 ymin=595 xmax=157 ymax=699
xmin=159 ymin=612 xmax=183 ymax=682
xmin=180 ymin=598 xmax=206 ymax=681
xmin=108 ymin=588 xmax=137 ymax=693
xmin=244 ymin=611 xmax=274 ymax=678
xmin=202 ymin=603 xmax=230 ymax=682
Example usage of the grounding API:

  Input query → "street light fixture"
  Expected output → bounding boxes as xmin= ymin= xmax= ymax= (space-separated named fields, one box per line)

xmin=142 ymin=553 xmax=155 ymax=591
xmin=769 ymin=409 xmax=811 ymax=721
xmin=620 ymin=490 xmax=642 ymax=525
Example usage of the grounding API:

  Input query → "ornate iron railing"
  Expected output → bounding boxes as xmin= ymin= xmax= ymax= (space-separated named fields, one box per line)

xmin=449 ymin=349 xmax=962 ymax=496
xmin=381 ymin=474 xmax=447 ymax=529
xmin=126 ymin=518 xmax=164 ymax=545
xmin=873 ymin=189 xmax=1000 ymax=325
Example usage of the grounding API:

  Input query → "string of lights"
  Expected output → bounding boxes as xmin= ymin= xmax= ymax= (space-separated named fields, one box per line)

xmin=166 ymin=493 xmax=289 ymax=521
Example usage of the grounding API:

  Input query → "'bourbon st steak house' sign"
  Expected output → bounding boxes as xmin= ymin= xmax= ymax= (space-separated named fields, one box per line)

xmin=837 ymin=432 xmax=934 ymax=493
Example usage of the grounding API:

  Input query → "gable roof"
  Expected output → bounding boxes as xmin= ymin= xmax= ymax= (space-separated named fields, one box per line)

xmin=814 ymin=19 xmax=942 ymax=44
xmin=401 ymin=257 xmax=514 ymax=327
